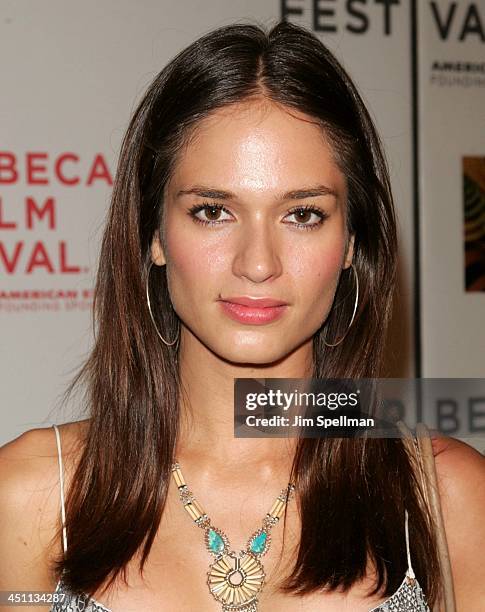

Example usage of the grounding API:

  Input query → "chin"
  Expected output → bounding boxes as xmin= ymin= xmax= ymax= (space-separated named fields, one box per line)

xmin=212 ymin=339 xmax=292 ymax=367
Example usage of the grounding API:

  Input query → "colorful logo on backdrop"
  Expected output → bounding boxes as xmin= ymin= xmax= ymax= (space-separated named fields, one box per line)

xmin=0 ymin=151 xmax=113 ymax=313
xmin=463 ymin=156 xmax=485 ymax=292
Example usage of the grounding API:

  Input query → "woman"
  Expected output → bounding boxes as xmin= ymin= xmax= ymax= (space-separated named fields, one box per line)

xmin=1 ymin=20 xmax=484 ymax=612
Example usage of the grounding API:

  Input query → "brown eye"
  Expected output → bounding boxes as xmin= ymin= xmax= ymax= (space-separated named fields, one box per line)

xmin=205 ymin=206 xmax=222 ymax=221
xmin=284 ymin=206 xmax=328 ymax=230
xmin=187 ymin=202 xmax=234 ymax=226
xmin=294 ymin=209 xmax=312 ymax=223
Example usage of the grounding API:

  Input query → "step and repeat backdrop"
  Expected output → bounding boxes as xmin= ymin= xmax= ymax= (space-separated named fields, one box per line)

xmin=1 ymin=1 xmax=484 ymax=450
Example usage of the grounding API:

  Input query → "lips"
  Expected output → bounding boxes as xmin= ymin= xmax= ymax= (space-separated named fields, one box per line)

xmin=218 ymin=296 xmax=288 ymax=325
xmin=220 ymin=296 xmax=288 ymax=308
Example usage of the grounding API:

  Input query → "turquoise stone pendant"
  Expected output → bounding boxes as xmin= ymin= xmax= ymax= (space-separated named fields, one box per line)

xmin=205 ymin=526 xmax=229 ymax=556
xmin=208 ymin=528 xmax=226 ymax=554
xmin=248 ymin=530 xmax=269 ymax=556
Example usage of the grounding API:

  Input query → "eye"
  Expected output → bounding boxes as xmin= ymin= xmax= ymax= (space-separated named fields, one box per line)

xmin=186 ymin=202 xmax=329 ymax=230
xmin=283 ymin=205 xmax=329 ymax=230
xmin=187 ymin=202 xmax=234 ymax=226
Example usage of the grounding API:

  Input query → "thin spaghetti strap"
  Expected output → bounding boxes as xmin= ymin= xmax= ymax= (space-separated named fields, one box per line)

xmin=404 ymin=509 xmax=416 ymax=579
xmin=398 ymin=419 xmax=457 ymax=611
xmin=52 ymin=424 xmax=68 ymax=555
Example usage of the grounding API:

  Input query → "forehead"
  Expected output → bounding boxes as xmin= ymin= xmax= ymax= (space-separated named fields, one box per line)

xmin=167 ymin=99 xmax=346 ymax=197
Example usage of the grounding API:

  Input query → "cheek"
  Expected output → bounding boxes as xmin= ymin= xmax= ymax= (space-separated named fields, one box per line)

xmin=290 ymin=239 xmax=346 ymax=319
xmin=165 ymin=243 xmax=206 ymax=304
xmin=163 ymin=222 xmax=228 ymax=307
xmin=291 ymin=239 xmax=345 ymax=286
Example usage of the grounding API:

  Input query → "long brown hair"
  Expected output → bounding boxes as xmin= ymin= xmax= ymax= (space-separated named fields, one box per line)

xmin=50 ymin=20 xmax=441 ymax=607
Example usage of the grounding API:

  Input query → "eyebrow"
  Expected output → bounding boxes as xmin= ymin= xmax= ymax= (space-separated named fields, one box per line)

xmin=176 ymin=184 xmax=338 ymax=201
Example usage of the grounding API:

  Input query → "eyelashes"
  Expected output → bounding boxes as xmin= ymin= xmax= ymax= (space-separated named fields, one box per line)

xmin=186 ymin=202 xmax=330 ymax=231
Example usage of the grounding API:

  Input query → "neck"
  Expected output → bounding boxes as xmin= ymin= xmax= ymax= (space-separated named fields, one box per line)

xmin=175 ymin=326 xmax=313 ymax=477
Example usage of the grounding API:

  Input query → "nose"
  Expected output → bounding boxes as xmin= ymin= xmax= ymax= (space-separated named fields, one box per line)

xmin=232 ymin=219 xmax=283 ymax=283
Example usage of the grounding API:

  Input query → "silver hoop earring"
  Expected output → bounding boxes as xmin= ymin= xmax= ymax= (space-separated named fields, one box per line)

xmin=323 ymin=263 xmax=359 ymax=347
xmin=146 ymin=261 xmax=180 ymax=347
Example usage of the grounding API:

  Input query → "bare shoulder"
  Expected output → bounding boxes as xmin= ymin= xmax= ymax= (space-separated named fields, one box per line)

xmin=431 ymin=433 xmax=485 ymax=499
xmin=430 ymin=434 xmax=485 ymax=608
xmin=0 ymin=420 xmax=89 ymax=590
xmin=1 ymin=419 xmax=89 ymax=458
xmin=0 ymin=420 xmax=89 ymax=484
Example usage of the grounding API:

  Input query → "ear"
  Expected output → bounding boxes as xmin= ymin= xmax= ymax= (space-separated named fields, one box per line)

xmin=150 ymin=230 xmax=166 ymax=266
xmin=343 ymin=233 xmax=355 ymax=269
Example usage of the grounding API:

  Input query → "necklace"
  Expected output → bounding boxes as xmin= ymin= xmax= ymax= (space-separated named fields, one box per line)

xmin=171 ymin=461 xmax=295 ymax=612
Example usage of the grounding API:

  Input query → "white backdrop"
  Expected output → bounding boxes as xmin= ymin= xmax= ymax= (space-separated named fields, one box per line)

xmin=1 ymin=1 xmax=482 ymax=452
xmin=419 ymin=0 xmax=485 ymax=376
xmin=417 ymin=1 xmax=485 ymax=451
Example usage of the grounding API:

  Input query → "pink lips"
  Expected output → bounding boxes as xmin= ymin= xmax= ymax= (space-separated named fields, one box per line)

xmin=218 ymin=296 xmax=288 ymax=325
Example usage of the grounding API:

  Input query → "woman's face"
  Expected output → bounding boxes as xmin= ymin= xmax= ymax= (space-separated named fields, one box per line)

xmin=151 ymin=98 xmax=354 ymax=364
